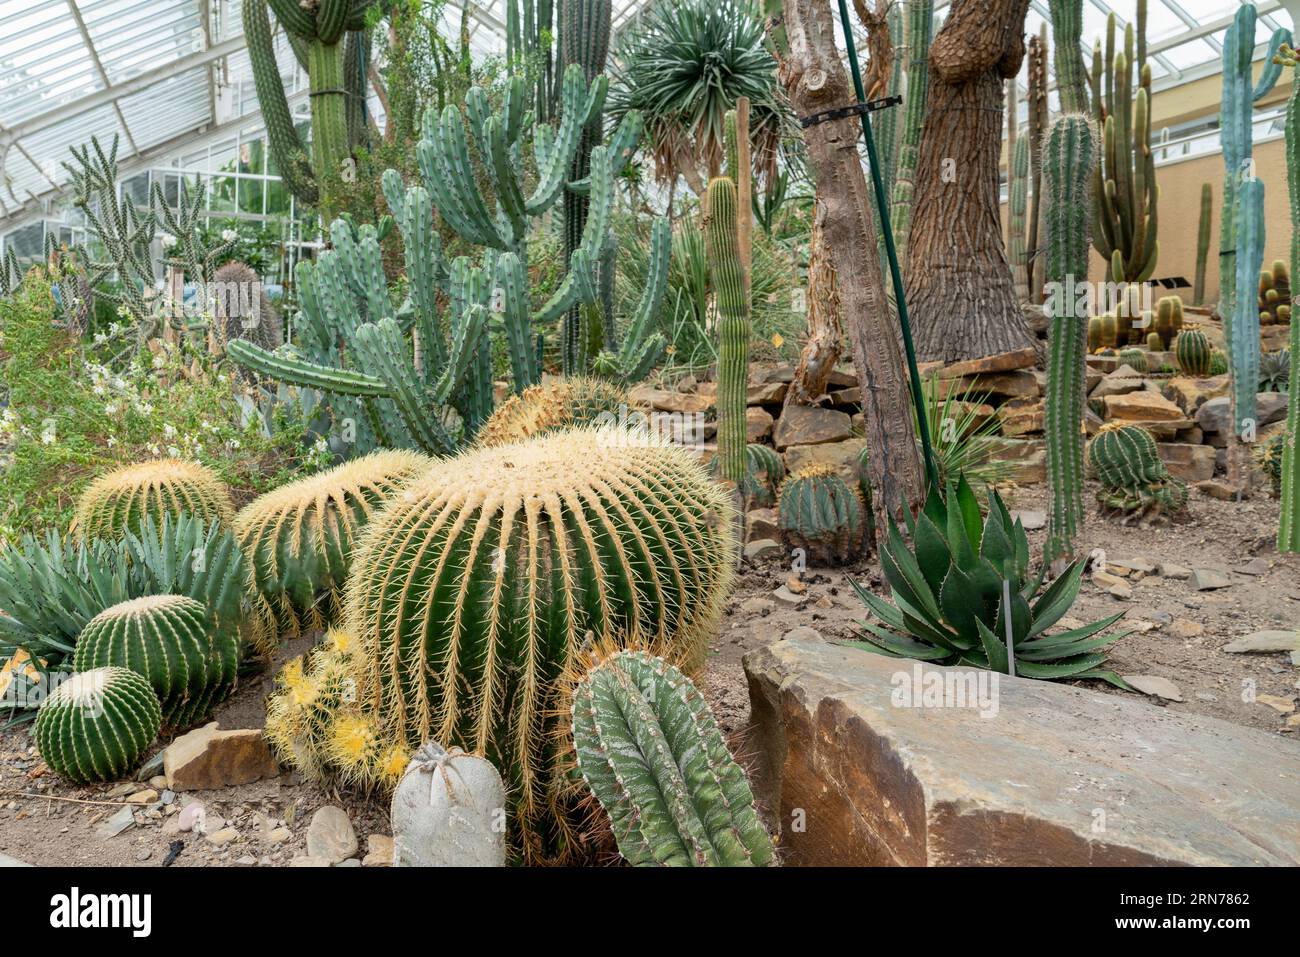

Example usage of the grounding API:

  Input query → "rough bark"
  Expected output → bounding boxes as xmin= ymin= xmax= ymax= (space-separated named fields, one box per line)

xmin=781 ymin=0 xmax=925 ymax=528
xmin=783 ymin=206 xmax=843 ymax=408
xmin=904 ymin=0 xmax=1034 ymax=362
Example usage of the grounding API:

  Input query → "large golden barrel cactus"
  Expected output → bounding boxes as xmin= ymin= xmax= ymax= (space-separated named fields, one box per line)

xmin=73 ymin=460 xmax=234 ymax=540
xmin=234 ymin=450 xmax=433 ymax=641
xmin=476 ymin=377 xmax=631 ymax=448
xmin=307 ymin=427 xmax=735 ymax=859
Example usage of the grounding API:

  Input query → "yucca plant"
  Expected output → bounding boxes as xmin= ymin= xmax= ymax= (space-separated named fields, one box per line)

xmin=339 ymin=426 xmax=737 ymax=861
xmin=476 ymin=377 xmax=631 ymax=448
xmin=851 ymin=476 xmax=1129 ymax=687
xmin=34 ymin=666 xmax=162 ymax=783
xmin=71 ymin=594 xmax=237 ymax=728
xmin=235 ymin=450 xmax=433 ymax=643
xmin=72 ymin=460 xmax=234 ymax=541
xmin=919 ymin=378 xmax=1012 ymax=496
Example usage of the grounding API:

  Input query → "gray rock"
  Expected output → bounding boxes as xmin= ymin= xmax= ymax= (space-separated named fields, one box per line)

xmin=1236 ymin=558 xmax=1269 ymax=576
xmin=1010 ymin=510 xmax=1046 ymax=531
xmin=743 ymin=538 xmax=782 ymax=561
xmin=739 ymin=596 xmax=775 ymax=616
xmin=1190 ymin=567 xmax=1232 ymax=591
xmin=772 ymin=585 xmax=804 ymax=606
xmin=96 ymin=806 xmax=135 ymax=839
xmin=289 ymin=856 xmax=330 ymax=867
xmin=335 ymin=858 xmax=362 ymax=867
xmin=1123 ymin=675 xmax=1185 ymax=702
xmin=306 ymin=806 xmax=357 ymax=864
xmin=783 ymin=626 xmax=824 ymax=643
xmin=1109 ymin=557 xmax=1157 ymax=574
xmin=1222 ymin=630 xmax=1300 ymax=654
xmin=1157 ymin=562 xmax=1192 ymax=579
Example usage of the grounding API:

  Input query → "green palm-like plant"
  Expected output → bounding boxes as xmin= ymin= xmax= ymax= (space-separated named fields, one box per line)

xmin=918 ymin=379 xmax=1012 ymax=496
xmin=607 ymin=0 xmax=790 ymax=193
xmin=850 ymin=476 xmax=1129 ymax=687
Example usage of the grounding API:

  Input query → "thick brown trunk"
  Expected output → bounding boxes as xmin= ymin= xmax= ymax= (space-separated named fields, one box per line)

xmin=781 ymin=0 xmax=924 ymax=528
xmin=905 ymin=0 xmax=1033 ymax=362
xmin=784 ymin=206 xmax=842 ymax=407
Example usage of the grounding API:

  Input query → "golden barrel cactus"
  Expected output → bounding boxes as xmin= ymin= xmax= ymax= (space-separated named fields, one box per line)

xmin=73 ymin=460 xmax=233 ymax=540
xmin=476 ymin=377 xmax=631 ymax=448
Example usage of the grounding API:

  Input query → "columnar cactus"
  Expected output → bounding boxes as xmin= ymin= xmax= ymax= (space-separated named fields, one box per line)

xmin=1088 ymin=422 xmax=1188 ymax=518
xmin=73 ymin=460 xmax=234 ymax=541
xmin=1175 ymin=329 xmax=1213 ymax=377
xmin=777 ymin=465 xmax=864 ymax=566
xmin=1231 ymin=177 xmax=1266 ymax=441
xmin=1042 ymin=114 xmax=1096 ymax=562
xmin=705 ymin=176 xmax=751 ymax=488
xmin=1009 ymin=134 xmax=1030 ymax=299
xmin=1088 ymin=0 xmax=1158 ymax=283
xmin=1275 ymin=43 xmax=1300 ymax=553
xmin=570 ymin=648 xmax=775 ymax=867
xmin=890 ymin=0 xmax=932 ymax=257
xmin=1194 ymin=183 xmax=1213 ymax=305
xmin=1047 ymin=0 xmax=1089 ymax=114
xmin=477 ymin=377 xmax=630 ymax=448
xmin=71 ymin=594 xmax=237 ymax=728
xmin=35 ymin=667 xmax=162 ymax=783
xmin=340 ymin=427 xmax=737 ymax=859
xmin=234 ymin=450 xmax=433 ymax=639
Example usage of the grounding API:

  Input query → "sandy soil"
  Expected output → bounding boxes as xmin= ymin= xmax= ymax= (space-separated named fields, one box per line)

xmin=3 ymin=481 xmax=1298 ymax=866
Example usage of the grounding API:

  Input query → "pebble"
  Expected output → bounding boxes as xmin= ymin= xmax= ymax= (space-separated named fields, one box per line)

xmin=1157 ymin=562 xmax=1191 ymax=580
xmin=1010 ymin=509 xmax=1045 ymax=531
xmin=1169 ymin=619 xmax=1205 ymax=639
xmin=363 ymin=834 xmax=394 ymax=867
xmin=1236 ymin=558 xmax=1269 ymax=576
xmin=1190 ymin=567 xmax=1232 ymax=591
xmin=135 ymin=848 xmax=152 ymax=862
xmin=738 ymin=596 xmax=774 ymax=616
xmin=126 ymin=789 xmax=158 ymax=805
xmin=306 ymin=806 xmax=358 ymax=864
xmin=264 ymin=827 xmax=292 ymax=844
xmin=96 ymin=806 xmax=135 ymax=840
xmin=206 ymin=828 xmax=240 ymax=847
xmin=772 ymin=585 xmax=804 ymax=606
xmin=1123 ymin=675 xmax=1184 ymax=702
xmin=289 ymin=855 xmax=330 ymax=867
xmin=177 ymin=802 xmax=204 ymax=833
xmin=1256 ymin=694 xmax=1297 ymax=715
xmin=783 ymin=626 xmax=824 ymax=643
xmin=1222 ymin=630 xmax=1300 ymax=654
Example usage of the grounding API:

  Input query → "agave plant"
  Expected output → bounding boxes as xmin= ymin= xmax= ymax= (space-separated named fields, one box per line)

xmin=850 ymin=477 xmax=1129 ymax=686
xmin=1260 ymin=350 xmax=1290 ymax=393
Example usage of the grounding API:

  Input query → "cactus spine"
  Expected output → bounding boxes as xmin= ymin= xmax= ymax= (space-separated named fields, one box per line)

xmin=1175 ymin=329 xmax=1213 ymax=377
xmin=35 ymin=667 xmax=162 ymax=783
xmin=1088 ymin=0 xmax=1158 ymax=283
xmin=477 ymin=377 xmax=630 ymax=448
xmin=73 ymin=460 xmax=234 ymax=541
xmin=1276 ymin=44 xmax=1300 ymax=553
xmin=890 ymin=0 xmax=932 ymax=257
xmin=570 ymin=648 xmax=775 ymax=867
xmin=72 ymin=594 xmax=237 ymax=728
xmin=1042 ymin=114 xmax=1096 ymax=562
xmin=1048 ymin=0 xmax=1090 ymax=115
xmin=1194 ymin=183 xmax=1213 ymax=305
xmin=706 ymin=175 xmax=751 ymax=488
xmin=777 ymin=465 xmax=864 ymax=566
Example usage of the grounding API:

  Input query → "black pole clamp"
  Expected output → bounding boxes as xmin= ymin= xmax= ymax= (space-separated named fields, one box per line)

xmin=799 ymin=94 xmax=902 ymax=129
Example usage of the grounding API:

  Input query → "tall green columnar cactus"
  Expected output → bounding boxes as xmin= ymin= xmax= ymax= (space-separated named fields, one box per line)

xmin=890 ymin=0 xmax=932 ymax=257
xmin=570 ymin=649 xmax=775 ymax=867
xmin=1026 ymin=25 xmax=1049 ymax=301
xmin=1043 ymin=115 xmax=1097 ymax=563
xmin=706 ymin=177 xmax=750 ymax=487
xmin=560 ymin=0 xmax=612 ymax=375
xmin=1088 ymin=0 xmax=1158 ymax=283
xmin=1009 ymin=135 xmax=1030 ymax=300
xmin=1048 ymin=0 xmax=1089 ymax=114
xmin=876 ymin=1 xmax=905 ymax=204
xmin=1193 ymin=183 xmax=1213 ymax=306
xmin=1232 ymin=177 xmax=1266 ymax=444
xmin=1276 ymin=45 xmax=1300 ymax=553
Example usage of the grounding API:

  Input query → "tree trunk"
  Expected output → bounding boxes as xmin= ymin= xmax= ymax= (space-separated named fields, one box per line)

xmin=904 ymin=0 xmax=1034 ymax=362
xmin=783 ymin=205 xmax=842 ymax=407
xmin=781 ymin=0 xmax=925 ymax=529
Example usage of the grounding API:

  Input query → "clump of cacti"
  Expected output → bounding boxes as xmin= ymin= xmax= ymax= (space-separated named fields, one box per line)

xmin=1175 ymin=329 xmax=1214 ymax=377
xmin=706 ymin=174 xmax=751 ymax=489
xmin=1088 ymin=422 xmax=1188 ymax=519
xmin=777 ymin=464 xmax=864 ymax=565
xmin=476 ymin=378 xmax=630 ymax=448
xmin=331 ymin=426 xmax=737 ymax=859
xmin=1150 ymin=295 xmax=1184 ymax=349
xmin=569 ymin=647 xmax=774 ymax=867
xmin=35 ymin=666 xmax=162 ymax=783
xmin=1088 ymin=314 xmax=1118 ymax=352
xmin=1260 ymin=259 xmax=1292 ymax=324
xmin=235 ymin=450 xmax=432 ymax=640
xmin=1042 ymin=113 xmax=1096 ymax=562
xmin=1118 ymin=348 xmax=1147 ymax=373
xmin=73 ymin=460 xmax=234 ymax=541
xmin=71 ymin=594 xmax=237 ymax=728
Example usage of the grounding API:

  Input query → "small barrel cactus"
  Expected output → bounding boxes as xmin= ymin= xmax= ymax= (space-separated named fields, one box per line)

xmin=391 ymin=742 xmax=507 ymax=867
xmin=711 ymin=443 xmax=785 ymax=508
xmin=777 ymin=464 xmax=864 ymax=565
xmin=35 ymin=666 xmax=162 ymax=783
xmin=1146 ymin=331 xmax=1164 ymax=352
xmin=1175 ymin=329 xmax=1213 ymax=377
xmin=234 ymin=449 xmax=433 ymax=641
xmin=1088 ymin=423 xmax=1188 ymax=519
xmin=1151 ymin=295 xmax=1185 ymax=348
xmin=570 ymin=648 xmax=775 ymax=867
xmin=476 ymin=377 xmax=630 ymax=448
xmin=1209 ymin=349 xmax=1229 ymax=376
xmin=72 ymin=594 xmax=238 ymax=728
xmin=1118 ymin=348 xmax=1147 ymax=373
xmin=73 ymin=460 xmax=234 ymax=541
xmin=1088 ymin=314 xmax=1118 ymax=352
xmin=1259 ymin=258 xmax=1291 ymax=324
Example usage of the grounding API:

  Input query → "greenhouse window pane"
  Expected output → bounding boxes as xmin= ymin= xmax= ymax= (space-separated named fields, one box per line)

xmin=1161 ymin=37 xmax=1219 ymax=71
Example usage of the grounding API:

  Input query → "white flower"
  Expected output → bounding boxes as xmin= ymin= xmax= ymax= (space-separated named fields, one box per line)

xmin=167 ymin=445 xmax=181 ymax=458
xmin=148 ymin=443 xmax=160 ymax=456
xmin=92 ymin=384 xmax=105 ymax=396
xmin=221 ymin=229 xmax=238 ymax=243
xmin=104 ymin=403 xmax=118 ymax=415
xmin=137 ymin=402 xmax=153 ymax=415
xmin=163 ymin=424 xmax=177 ymax=438
xmin=159 ymin=233 xmax=177 ymax=249
xmin=152 ymin=355 xmax=166 ymax=369
xmin=93 ymin=332 xmax=107 ymax=345
xmin=227 ymin=438 xmax=241 ymax=450
xmin=106 ymin=436 xmax=117 ymax=448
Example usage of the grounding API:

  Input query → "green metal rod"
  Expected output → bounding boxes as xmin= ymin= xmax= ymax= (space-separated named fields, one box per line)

xmin=834 ymin=0 xmax=939 ymax=491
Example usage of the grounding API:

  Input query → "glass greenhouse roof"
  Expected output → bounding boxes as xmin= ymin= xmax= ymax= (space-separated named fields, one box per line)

xmin=0 ymin=0 xmax=1291 ymax=230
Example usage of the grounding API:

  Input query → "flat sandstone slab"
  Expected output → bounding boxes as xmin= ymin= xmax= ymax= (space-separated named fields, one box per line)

xmin=743 ymin=639 xmax=1300 ymax=866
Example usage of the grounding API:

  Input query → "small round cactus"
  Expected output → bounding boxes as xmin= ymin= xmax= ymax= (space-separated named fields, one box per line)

xmin=1209 ymin=349 xmax=1229 ymax=376
xmin=1118 ymin=348 xmax=1147 ymax=373
xmin=71 ymin=594 xmax=237 ymax=728
xmin=73 ymin=460 xmax=234 ymax=541
xmin=1174 ymin=329 xmax=1213 ymax=377
xmin=35 ymin=667 xmax=162 ymax=783
xmin=777 ymin=464 xmax=865 ymax=565
xmin=476 ymin=377 xmax=630 ymax=448
xmin=234 ymin=449 xmax=433 ymax=641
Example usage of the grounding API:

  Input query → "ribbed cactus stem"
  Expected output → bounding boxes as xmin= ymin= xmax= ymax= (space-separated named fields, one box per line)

xmin=706 ymin=177 xmax=750 ymax=487
xmin=1279 ymin=47 xmax=1300 ymax=551
xmin=1231 ymin=176 xmax=1265 ymax=442
xmin=570 ymin=649 xmax=775 ymax=867
xmin=1194 ymin=182 xmax=1212 ymax=305
xmin=890 ymin=0 xmax=932 ymax=257
xmin=1048 ymin=0 xmax=1089 ymax=114
xmin=307 ymin=38 xmax=349 ymax=189
xmin=1043 ymin=115 xmax=1096 ymax=562
xmin=35 ymin=667 xmax=162 ymax=784
xmin=1009 ymin=134 xmax=1029 ymax=299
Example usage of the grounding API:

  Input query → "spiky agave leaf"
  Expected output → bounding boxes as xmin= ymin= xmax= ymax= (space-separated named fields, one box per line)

xmin=342 ymin=425 xmax=738 ymax=861
xmin=72 ymin=459 xmax=234 ymax=540
xmin=234 ymin=450 xmax=434 ymax=645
